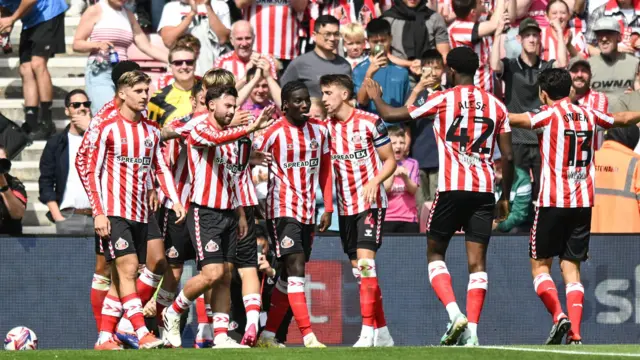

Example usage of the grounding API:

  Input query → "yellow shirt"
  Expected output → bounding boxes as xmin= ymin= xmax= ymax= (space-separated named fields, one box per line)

xmin=147 ymin=83 xmax=193 ymax=127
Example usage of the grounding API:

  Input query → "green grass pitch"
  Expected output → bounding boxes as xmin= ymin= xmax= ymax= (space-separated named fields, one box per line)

xmin=2 ymin=346 xmax=640 ymax=360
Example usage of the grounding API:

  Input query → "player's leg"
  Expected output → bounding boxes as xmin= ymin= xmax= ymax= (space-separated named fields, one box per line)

xmin=236 ymin=208 xmax=262 ymax=346
xmin=91 ymin=236 xmax=111 ymax=333
xmin=194 ymin=291 xmax=214 ymax=348
xmin=95 ymin=264 xmax=123 ymax=350
xmin=139 ymin=216 xmax=166 ymax=306
xmin=156 ymin=264 xmax=180 ymax=335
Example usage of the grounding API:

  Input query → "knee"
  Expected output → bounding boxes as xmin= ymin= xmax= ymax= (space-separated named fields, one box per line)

xmin=146 ymin=254 xmax=168 ymax=275
xmin=29 ymin=57 xmax=47 ymax=74
xmin=467 ymin=258 xmax=486 ymax=273
xmin=116 ymin=259 xmax=139 ymax=281
xmin=18 ymin=63 xmax=33 ymax=78
xmin=286 ymin=259 xmax=305 ymax=277
xmin=95 ymin=258 xmax=110 ymax=277
xmin=201 ymin=265 xmax=224 ymax=285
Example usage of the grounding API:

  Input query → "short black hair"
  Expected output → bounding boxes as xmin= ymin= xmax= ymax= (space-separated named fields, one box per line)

xmin=255 ymin=225 xmax=268 ymax=241
xmin=537 ymin=68 xmax=572 ymax=100
xmin=452 ymin=0 xmax=477 ymax=19
xmin=319 ymin=74 xmax=354 ymax=100
xmin=446 ymin=47 xmax=479 ymax=76
xmin=365 ymin=18 xmax=391 ymax=38
xmin=388 ymin=125 xmax=406 ymax=137
xmin=314 ymin=15 xmax=340 ymax=33
xmin=205 ymin=85 xmax=238 ymax=105
xmin=421 ymin=49 xmax=444 ymax=66
xmin=65 ymin=89 xmax=89 ymax=107
xmin=191 ymin=80 xmax=203 ymax=98
xmin=111 ymin=60 xmax=141 ymax=87
xmin=545 ymin=0 xmax=570 ymax=14
xmin=281 ymin=80 xmax=309 ymax=111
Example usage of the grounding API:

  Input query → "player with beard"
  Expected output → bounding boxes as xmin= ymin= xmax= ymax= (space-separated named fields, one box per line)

xmin=568 ymin=58 xmax=608 ymax=113
xmin=320 ymin=74 xmax=396 ymax=347
xmin=256 ymin=81 xmax=334 ymax=348
xmin=162 ymin=85 xmax=274 ymax=348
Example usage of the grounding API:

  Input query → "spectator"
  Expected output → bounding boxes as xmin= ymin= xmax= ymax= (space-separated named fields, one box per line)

xmin=38 ymin=89 xmax=94 ymax=235
xmin=383 ymin=126 xmax=419 ymax=234
xmin=214 ymin=20 xmax=278 ymax=89
xmin=73 ymin=0 xmax=169 ymax=115
xmin=280 ymin=15 xmax=351 ymax=98
xmin=240 ymin=66 xmax=282 ymax=119
xmin=382 ymin=0 xmax=450 ymax=75
xmin=502 ymin=0 xmax=548 ymax=59
xmin=340 ymin=22 xmax=367 ymax=69
xmin=314 ymin=0 xmax=379 ymax=28
xmin=148 ymin=45 xmax=198 ymax=127
xmin=405 ymin=49 xmax=444 ymax=207
xmin=158 ymin=0 xmax=231 ymax=77
xmin=588 ymin=17 xmax=640 ymax=104
xmin=156 ymin=34 xmax=202 ymax=90
xmin=354 ymin=18 xmax=410 ymax=115
xmin=539 ymin=0 xmax=589 ymax=60
xmin=586 ymin=0 xmax=640 ymax=56
xmin=492 ymin=158 xmax=533 ymax=233
xmin=0 ymin=145 xmax=26 ymax=235
xmin=591 ymin=126 xmax=640 ymax=233
xmin=0 ymin=0 xmax=68 ymax=140
xmin=490 ymin=18 xmax=560 ymax=200
xmin=568 ymin=57 xmax=608 ymax=110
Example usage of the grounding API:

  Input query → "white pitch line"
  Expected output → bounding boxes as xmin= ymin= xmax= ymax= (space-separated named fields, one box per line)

xmin=480 ymin=346 xmax=640 ymax=357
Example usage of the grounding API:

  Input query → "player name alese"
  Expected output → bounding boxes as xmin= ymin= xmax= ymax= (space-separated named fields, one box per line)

xmin=458 ymin=100 xmax=488 ymax=112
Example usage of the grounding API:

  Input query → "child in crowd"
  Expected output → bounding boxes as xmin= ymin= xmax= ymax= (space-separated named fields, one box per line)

xmin=340 ymin=22 xmax=367 ymax=69
xmin=383 ymin=126 xmax=420 ymax=234
xmin=240 ymin=67 xmax=282 ymax=120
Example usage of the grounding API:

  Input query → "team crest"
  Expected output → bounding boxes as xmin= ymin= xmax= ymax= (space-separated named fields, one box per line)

xmin=115 ymin=238 xmax=129 ymax=250
xmin=351 ymin=134 xmax=362 ymax=143
xmin=144 ymin=137 xmax=154 ymax=149
xmin=205 ymin=240 xmax=219 ymax=252
xmin=281 ymin=236 xmax=294 ymax=249
xmin=229 ymin=321 xmax=239 ymax=331
xmin=166 ymin=246 xmax=179 ymax=259
xmin=310 ymin=139 xmax=319 ymax=150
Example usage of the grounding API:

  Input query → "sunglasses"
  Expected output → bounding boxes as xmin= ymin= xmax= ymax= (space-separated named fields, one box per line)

xmin=68 ymin=101 xmax=91 ymax=109
xmin=171 ymin=59 xmax=195 ymax=66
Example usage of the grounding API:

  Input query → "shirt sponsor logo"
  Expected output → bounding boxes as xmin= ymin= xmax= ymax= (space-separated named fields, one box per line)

xmin=115 ymin=238 xmax=129 ymax=250
xmin=283 ymin=158 xmax=319 ymax=169
xmin=567 ymin=169 xmax=588 ymax=180
xmin=591 ymin=79 xmax=634 ymax=91
xmin=281 ymin=236 xmax=294 ymax=249
xmin=205 ymin=240 xmax=219 ymax=252
xmin=331 ymin=149 xmax=367 ymax=161
xmin=458 ymin=153 xmax=482 ymax=166
xmin=256 ymin=0 xmax=288 ymax=5
xmin=116 ymin=156 xmax=152 ymax=166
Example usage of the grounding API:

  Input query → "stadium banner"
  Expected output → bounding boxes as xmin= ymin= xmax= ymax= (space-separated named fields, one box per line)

xmin=2 ymin=235 xmax=640 ymax=349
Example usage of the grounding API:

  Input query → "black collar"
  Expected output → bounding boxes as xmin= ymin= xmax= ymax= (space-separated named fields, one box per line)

xmin=516 ymin=55 xmax=542 ymax=70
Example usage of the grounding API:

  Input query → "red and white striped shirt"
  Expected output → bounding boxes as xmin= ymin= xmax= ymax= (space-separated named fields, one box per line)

xmin=408 ymin=85 xmax=510 ymax=193
xmin=326 ymin=109 xmax=389 ymax=216
xmin=233 ymin=142 xmax=259 ymax=207
xmin=243 ymin=0 xmax=302 ymax=60
xmin=540 ymin=27 xmax=589 ymax=62
xmin=448 ymin=20 xmax=493 ymax=93
xmin=186 ymin=114 xmax=253 ymax=209
xmin=77 ymin=113 xmax=181 ymax=222
xmin=256 ymin=117 xmax=331 ymax=224
xmin=576 ymin=89 xmax=608 ymax=113
xmin=214 ymin=51 xmax=278 ymax=80
xmin=528 ymin=98 xmax=615 ymax=207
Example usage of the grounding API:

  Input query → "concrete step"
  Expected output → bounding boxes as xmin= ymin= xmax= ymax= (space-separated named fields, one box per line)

xmin=0 ymin=77 xmax=85 ymax=99
xmin=23 ymin=201 xmax=51 ymax=227
xmin=0 ymin=57 xmax=87 ymax=77
xmin=6 ymin=35 xmax=79 ymax=56
xmin=23 ymin=225 xmax=57 ymax=234
xmin=0 ymin=99 xmax=67 ymax=122
xmin=10 ymin=17 xmax=80 ymax=41
xmin=15 ymin=140 xmax=48 ymax=162
xmin=11 ymin=160 xmax=39 ymax=182
xmin=24 ymin=181 xmax=39 ymax=206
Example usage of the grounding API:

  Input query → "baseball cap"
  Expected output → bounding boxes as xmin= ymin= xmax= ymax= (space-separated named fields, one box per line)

xmin=111 ymin=61 xmax=141 ymax=87
xmin=518 ymin=18 xmax=541 ymax=35
xmin=568 ymin=57 xmax=590 ymax=72
xmin=592 ymin=17 xmax=621 ymax=33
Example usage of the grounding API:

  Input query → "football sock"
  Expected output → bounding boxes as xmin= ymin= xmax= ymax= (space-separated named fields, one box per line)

xmin=155 ymin=288 xmax=175 ymax=326
xmin=244 ymin=293 xmax=262 ymax=330
xmin=358 ymin=259 xmax=377 ymax=329
xmin=264 ymin=278 xmax=290 ymax=335
xmin=90 ymin=274 xmax=110 ymax=333
xmin=168 ymin=290 xmax=193 ymax=316
xmin=98 ymin=294 xmax=122 ymax=344
xmin=566 ymin=282 xmax=584 ymax=339
xmin=121 ymin=294 xmax=149 ymax=338
xmin=466 ymin=272 xmax=488 ymax=335
xmin=213 ymin=313 xmax=229 ymax=339
xmin=428 ymin=261 xmax=461 ymax=321
xmin=534 ymin=273 xmax=566 ymax=323
xmin=288 ymin=276 xmax=313 ymax=337
xmin=374 ymin=284 xmax=388 ymax=329
xmin=352 ymin=268 xmax=362 ymax=284
xmin=196 ymin=295 xmax=208 ymax=324
xmin=136 ymin=268 xmax=161 ymax=305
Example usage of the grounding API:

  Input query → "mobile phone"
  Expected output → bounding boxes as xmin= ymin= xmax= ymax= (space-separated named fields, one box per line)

xmin=422 ymin=66 xmax=432 ymax=76
xmin=257 ymin=243 xmax=264 ymax=257
xmin=371 ymin=44 xmax=384 ymax=56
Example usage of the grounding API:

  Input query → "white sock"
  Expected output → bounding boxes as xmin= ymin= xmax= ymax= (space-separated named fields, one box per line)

xmin=445 ymin=303 xmax=462 ymax=322
xmin=167 ymin=291 xmax=192 ymax=316
xmin=117 ymin=317 xmax=134 ymax=333
xmin=360 ymin=325 xmax=374 ymax=338
xmin=98 ymin=331 xmax=113 ymax=344
xmin=135 ymin=327 xmax=149 ymax=339
xmin=197 ymin=323 xmax=213 ymax=340
xmin=467 ymin=322 xmax=478 ymax=335
xmin=243 ymin=293 xmax=262 ymax=329
xmin=302 ymin=333 xmax=316 ymax=343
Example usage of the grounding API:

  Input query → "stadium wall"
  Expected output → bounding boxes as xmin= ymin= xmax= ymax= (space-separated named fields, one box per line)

xmin=2 ymin=235 xmax=640 ymax=349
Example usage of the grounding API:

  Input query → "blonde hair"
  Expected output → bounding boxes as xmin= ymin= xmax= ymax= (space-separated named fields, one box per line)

xmin=340 ymin=22 xmax=365 ymax=41
xmin=175 ymin=33 xmax=201 ymax=53
xmin=117 ymin=70 xmax=151 ymax=90
xmin=202 ymin=68 xmax=236 ymax=89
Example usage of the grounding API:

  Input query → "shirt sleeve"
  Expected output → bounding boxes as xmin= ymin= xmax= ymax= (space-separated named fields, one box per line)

xmin=76 ymin=125 xmax=109 ymax=217
xmin=188 ymin=121 xmax=249 ymax=147
xmin=152 ymin=132 xmax=182 ymax=206
xmin=431 ymin=13 xmax=450 ymax=45
xmin=157 ymin=2 xmax=180 ymax=31
xmin=410 ymin=160 xmax=420 ymax=184
xmin=498 ymin=107 xmax=511 ymax=134
xmin=592 ymin=108 xmax=615 ymax=129
xmin=530 ymin=109 xmax=553 ymax=130
xmin=407 ymin=91 xmax=444 ymax=120
xmin=279 ymin=62 xmax=298 ymax=87
xmin=372 ymin=118 xmax=391 ymax=148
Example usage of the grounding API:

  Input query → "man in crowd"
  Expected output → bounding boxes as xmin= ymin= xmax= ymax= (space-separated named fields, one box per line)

xmin=569 ymin=58 xmax=608 ymax=112
xmin=280 ymin=15 xmax=351 ymax=98
xmin=0 ymin=0 xmax=68 ymax=140
xmin=158 ymin=0 xmax=231 ymax=77
xmin=586 ymin=0 xmax=640 ymax=55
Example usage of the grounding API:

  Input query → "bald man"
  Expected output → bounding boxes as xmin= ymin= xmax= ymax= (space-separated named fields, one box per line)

xmin=214 ymin=20 xmax=278 ymax=89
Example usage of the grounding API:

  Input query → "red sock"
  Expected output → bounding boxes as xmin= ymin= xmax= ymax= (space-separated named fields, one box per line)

xmin=121 ymin=294 xmax=146 ymax=332
xmin=566 ymin=282 xmax=584 ymax=340
xmin=91 ymin=274 xmax=110 ymax=333
xmin=136 ymin=268 xmax=161 ymax=305
xmin=467 ymin=272 xmax=488 ymax=325
xmin=358 ymin=259 xmax=377 ymax=328
xmin=534 ymin=273 xmax=565 ymax=323
xmin=213 ymin=313 xmax=229 ymax=338
xmin=374 ymin=284 xmax=387 ymax=328
xmin=287 ymin=276 xmax=312 ymax=337
xmin=264 ymin=281 xmax=290 ymax=333
xmin=428 ymin=261 xmax=457 ymax=306
xmin=100 ymin=294 xmax=122 ymax=334
xmin=155 ymin=288 xmax=175 ymax=326
xmin=196 ymin=296 xmax=208 ymax=324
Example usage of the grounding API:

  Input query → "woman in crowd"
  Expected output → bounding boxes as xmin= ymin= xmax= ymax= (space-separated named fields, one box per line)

xmin=73 ymin=0 xmax=169 ymax=114
xmin=539 ymin=0 xmax=588 ymax=61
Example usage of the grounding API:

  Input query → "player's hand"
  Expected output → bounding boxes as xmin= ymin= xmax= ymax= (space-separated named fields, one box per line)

xmin=361 ymin=181 xmax=380 ymax=205
xmin=364 ymin=78 xmax=382 ymax=100
xmin=95 ymin=215 xmax=111 ymax=239
xmin=172 ymin=203 xmax=187 ymax=224
xmin=148 ymin=189 xmax=159 ymax=212
xmin=230 ymin=110 xmax=252 ymax=127
xmin=238 ymin=214 xmax=248 ymax=239
xmin=318 ymin=212 xmax=332 ymax=232
xmin=250 ymin=150 xmax=272 ymax=166
xmin=495 ymin=199 xmax=510 ymax=222
xmin=250 ymin=105 xmax=276 ymax=132
xmin=143 ymin=298 xmax=157 ymax=317
xmin=0 ymin=17 xmax=14 ymax=34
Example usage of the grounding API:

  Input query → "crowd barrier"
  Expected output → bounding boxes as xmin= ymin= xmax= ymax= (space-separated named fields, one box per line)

xmin=2 ymin=235 xmax=640 ymax=349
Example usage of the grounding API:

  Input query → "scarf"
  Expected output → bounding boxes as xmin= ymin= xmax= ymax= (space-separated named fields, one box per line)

xmin=383 ymin=0 xmax=434 ymax=60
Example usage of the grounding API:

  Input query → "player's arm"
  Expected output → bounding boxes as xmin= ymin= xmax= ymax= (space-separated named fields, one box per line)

xmin=477 ymin=0 xmax=507 ymax=38
xmin=152 ymin=137 xmax=186 ymax=223
xmin=507 ymin=113 xmax=533 ymax=128
xmin=76 ymin=126 xmax=108 ymax=218
xmin=318 ymin=144 xmax=334 ymax=232
xmin=364 ymin=79 xmax=412 ymax=123
xmin=374 ymin=143 xmax=397 ymax=186
xmin=291 ymin=0 xmax=309 ymax=13
xmin=609 ymin=111 xmax=640 ymax=127
xmin=496 ymin=131 xmax=514 ymax=222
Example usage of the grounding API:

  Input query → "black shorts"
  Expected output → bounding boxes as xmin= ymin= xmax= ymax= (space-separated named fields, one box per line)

xmin=187 ymin=203 xmax=238 ymax=269
xmin=529 ymin=207 xmax=592 ymax=261
xmin=339 ymin=208 xmax=385 ymax=261
xmin=19 ymin=13 xmax=66 ymax=64
xmin=267 ymin=217 xmax=314 ymax=262
xmin=236 ymin=207 xmax=258 ymax=268
xmin=159 ymin=206 xmax=195 ymax=265
xmin=102 ymin=216 xmax=162 ymax=262
xmin=427 ymin=191 xmax=495 ymax=244
xmin=95 ymin=233 xmax=103 ymax=255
